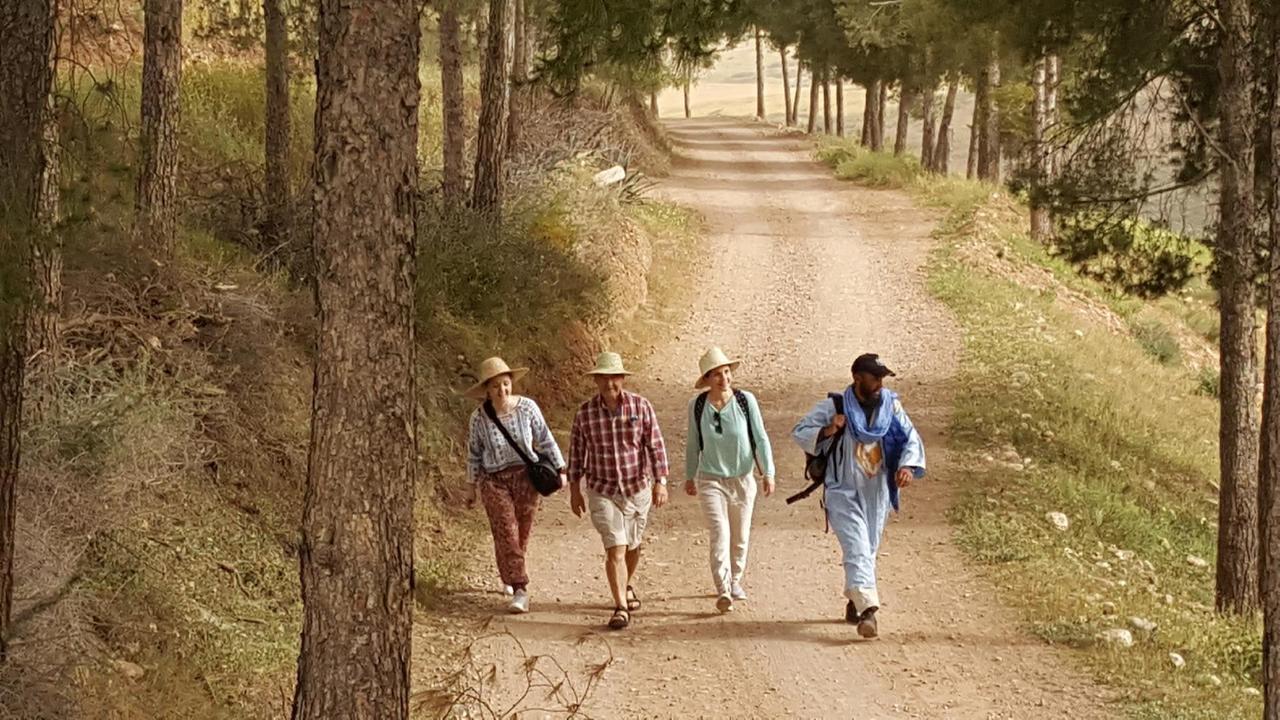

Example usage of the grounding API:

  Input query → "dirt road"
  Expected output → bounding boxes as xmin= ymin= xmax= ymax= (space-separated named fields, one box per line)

xmin=428 ymin=118 xmax=1113 ymax=719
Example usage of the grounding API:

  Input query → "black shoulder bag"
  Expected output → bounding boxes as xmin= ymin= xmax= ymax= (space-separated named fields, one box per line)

xmin=482 ymin=400 xmax=563 ymax=497
xmin=786 ymin=392 xmax=845 ymax=505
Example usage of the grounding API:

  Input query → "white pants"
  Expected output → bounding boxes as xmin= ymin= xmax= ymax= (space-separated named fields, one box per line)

xmin=696 ymin=472 xmax=757 ymax=595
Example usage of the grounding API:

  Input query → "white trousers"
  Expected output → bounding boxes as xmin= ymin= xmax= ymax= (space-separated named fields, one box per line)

xmin=696 ymin=472 xmax=757 ymax=595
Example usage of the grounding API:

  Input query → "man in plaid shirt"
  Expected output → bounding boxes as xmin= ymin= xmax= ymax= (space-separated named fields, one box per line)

xmin=569 ymin=351 xmax=669 ymax=630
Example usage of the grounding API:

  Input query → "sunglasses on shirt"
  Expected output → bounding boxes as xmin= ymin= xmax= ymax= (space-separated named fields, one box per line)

xmin=712 ymin=411 xmax=723 ymax=435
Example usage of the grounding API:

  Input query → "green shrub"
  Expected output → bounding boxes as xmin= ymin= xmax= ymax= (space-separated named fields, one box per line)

xmin=1054 ymin=213 xmax=1207 ymax=298
xmin=1129 ymin=317 xmax=1181 ymax=365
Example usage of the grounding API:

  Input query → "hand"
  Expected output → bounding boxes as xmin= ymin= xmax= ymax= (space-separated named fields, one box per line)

xmin=570 ymin=489 xmax=586 ymax=518
xmin=684 ymin=479 xmax=697 ymax=497
xmin=761 ymin=476 xmax=775 ymax=497
xmin=896 ymin=467 xmax=915 ymax=489
xmin=463 ymin=484 xmax=478 ymax=508
xmin=653 ymin=481 xmax=670 ymax=508
xmin=823 ymin=414 xmax=846 ymax=437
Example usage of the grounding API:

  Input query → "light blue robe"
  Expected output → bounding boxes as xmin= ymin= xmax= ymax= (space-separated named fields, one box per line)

xmin=791 ymin=389 xmax=925 ymax=612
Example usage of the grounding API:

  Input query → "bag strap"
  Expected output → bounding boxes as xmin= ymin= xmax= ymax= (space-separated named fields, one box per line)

xmin=483 ymin=400 xmax=536 ymax=467
xmin=785 ymin=391 xmax=846 ymax=505
xmin=734 ymin=389 xmax=757 ymax=454
xmin=694 ymin=391 xmax=709 ymax=451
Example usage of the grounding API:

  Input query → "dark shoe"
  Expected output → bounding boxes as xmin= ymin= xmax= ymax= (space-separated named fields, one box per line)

xmin=845 ymin=601 xmax=858 ymax=624
xmin=857 ymin=606 xmax=879 ymax=639
xmin=625 ymin=585 xmax=641 ymax=612
xmin=608 ymin=607 xmax=631 ymax=630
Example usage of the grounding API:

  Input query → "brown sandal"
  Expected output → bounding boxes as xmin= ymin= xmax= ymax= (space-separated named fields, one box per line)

xmin=608 ymin=607 xmax=631 ymax=630
xmin=625 ymin=586 xmax=641 ymax=612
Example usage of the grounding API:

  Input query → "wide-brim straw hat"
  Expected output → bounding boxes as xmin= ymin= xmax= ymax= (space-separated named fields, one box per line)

xmin=694 ymin=346 xmax=741 ymax=389
xmin=585 ymin=351 xmax=632 ymax=376
xmin=464 ymin=357 xmax=529 ymax=400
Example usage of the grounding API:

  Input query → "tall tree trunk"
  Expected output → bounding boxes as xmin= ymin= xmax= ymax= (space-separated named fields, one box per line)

xmin=978 ymin=45 xmax=1002 ymax=182
xmin=472 ymin=0 xmax=513 ymax=213
xmin=439 ymin=0 xmax=465 ymax=204
xmin=894 ymin=89 xmax=913 ymax=156
xmin=1262 ymin=10 xmax=1280 ymax=715
xmin=264 ymin=0 xmax=290 ymax=240
xmin=861 ymin=83 xmax=873 ymax=146
xmin=754 ymin=27 xmax=765 ymax=120
xmin=968 ymin=77 xmax=983 ymax=180
xmin=807 ymin=67 xmax=819 ymax=134
xmin=683 ymin=79 xmax=691 ymax=118
xmin=505 ymin=0 xmax=525 ymax=156
xmin=836 ymin=80 xmax=844 ymax=137
xmin=875 ymin=81 xmax=888 ymax=150
xmin=822 ymin=69 xmax=831 ymax=134
xmin=1030 ymin=55 xmax=1052 ymax=243
xmin=921 ymin=81 xmax=938 ymax=171
xmin=135 ymin=0 xmax=183 ymax=255
xmin=0 ymin=0 xmax=59 ymax=660
xmin=780 ymin=45 xmax=792 ymax=126
xmin=649 ymin=90 xmax=658 ymax=117
xmin=793 ymin=61 xmax=804 ymax=129
xmin=1046 ymin=54 xmax=1060 ymax=179
xmin=935 ymin=77 xmax=958 ymax=175
xmin=291 ymin=0 xmax=419 ymax=715
xmin=1214 ymin=0 xmax=1260 ymax=615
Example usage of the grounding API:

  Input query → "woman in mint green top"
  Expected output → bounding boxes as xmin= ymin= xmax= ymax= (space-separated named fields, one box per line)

xmin=683 ymin=347 xmax=775 ymax=613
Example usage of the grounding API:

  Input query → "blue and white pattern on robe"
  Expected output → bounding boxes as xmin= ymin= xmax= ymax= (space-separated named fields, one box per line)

xmin=791 ymin=387 xmax=925 ymax=613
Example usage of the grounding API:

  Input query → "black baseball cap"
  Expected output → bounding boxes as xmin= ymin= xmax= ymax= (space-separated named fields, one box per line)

xmin=851 ymin=353 xmax=896 ymax=378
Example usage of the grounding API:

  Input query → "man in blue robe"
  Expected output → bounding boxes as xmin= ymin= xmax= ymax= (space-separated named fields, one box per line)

xmin=792 ymin=353 xmax=926 ymax=638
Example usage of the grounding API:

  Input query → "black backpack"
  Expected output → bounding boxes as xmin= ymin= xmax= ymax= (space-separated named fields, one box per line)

xmin=693 ymin=389 xmax=760 ymax=473
xmin=786 ymin=392 xmax=844 ymax=505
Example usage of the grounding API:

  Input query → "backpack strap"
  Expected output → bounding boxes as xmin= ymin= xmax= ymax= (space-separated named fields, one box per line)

xmin=693 ymin=391 xmax=709 ymax=451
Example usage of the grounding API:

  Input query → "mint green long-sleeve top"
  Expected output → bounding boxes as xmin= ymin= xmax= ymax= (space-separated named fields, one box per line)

xmin=685 ymin=389 xmax=775 ymax=481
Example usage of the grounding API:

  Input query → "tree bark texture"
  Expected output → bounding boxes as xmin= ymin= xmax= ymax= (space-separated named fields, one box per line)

xmin=894 ymin=89 xmax=913 ymax=156
xmin=780 ymin=45 xmax=792 ymax=126
xmin=505 ymin=0 xmax=526 ymax=156
xmin=649 ymin=90 xmax=658 ymax=117
xmin=861 ymin=83 xmax=873 ymax=146
xmin=291 ymin=0 xmax=420 ymax=715
xmin=0 ymin=0 xmax=58 ymax=661
xmin=836 ymin=80 xmax=844 ymax=137
xmin=822 ymin=70 xmax=831 ymax=134
xmin=1263 ymin=11 xmax=1280 ymax=716
xmin=1030 ymin=55 xmax=1052 ymax=243
xmin=935 ymin=77 xmax=958 ymax=175
xmin=793 ymin=61 xmax=804 ymax=129
xmin=967 ymin=81 xmax=981 ymax=180
xmin=754 ymin=27 xmax=765 ymax=120
xmin=875 ymin=81 xmax=888 ymax=150
xmin=1214 ymin=0 xmax=1260 ymax=615
xmin=439 ymin=0 xmax=465 ymax=204
xmin=921 ymin=81 xmax=938 ymax=171
xmin=135 ymin=0 xmax=183 ymax=255
xmin=264 ymin=0 xmax=290 ymax=240
xmin=683 ymin=80 xmax=691 ymax=118
xmin=472 ymin=0 xmax=513 ymax=213
xmin=978 ymin=46 xmax=1002 ymax=182
xmin=806 ymin=65 xmax=818 ymax=134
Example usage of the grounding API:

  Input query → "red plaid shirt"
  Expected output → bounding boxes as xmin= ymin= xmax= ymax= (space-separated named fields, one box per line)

xmin=569 ymin=390 xmax=669 ymax=498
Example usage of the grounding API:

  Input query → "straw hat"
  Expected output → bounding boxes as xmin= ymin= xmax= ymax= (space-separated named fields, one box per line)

xmin=464 ymin=357 xmax=529 ymax=400
xmin=694 ymin=346 xmax=740 ymax=389
xmin=585 ymin=351 xmax=632 ymax=376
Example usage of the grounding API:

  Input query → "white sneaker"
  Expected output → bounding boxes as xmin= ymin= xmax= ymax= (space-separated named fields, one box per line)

xmin=715 ymin=594 xmax=733 ymax=613
xmin=509 ymin=589 xmax=530 ymax=614
xmin=730 ymin=582 xmax=747 ymax=601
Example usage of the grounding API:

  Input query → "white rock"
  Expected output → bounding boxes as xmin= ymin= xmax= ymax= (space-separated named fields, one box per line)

xmin=1112 ymin=548 xmax=1135 ymax=561
xmin=1129 ymin=617 xmax=1157 ymax=633
xmin=1169 ymin=652 xmax=1186 ymax=669
xmin=1186 ymin=555 xmax=1209 ymax=568
xmin=1199 ymin=674 xmax=1223 ymax=687
xmin=1243 ymin=688 xmax=1261 ymax=696
xmin=1097 ymin=629 xmax=1134 ymax=648
xmin=1046 ymin=512 xmax=1070 ymax=531
xmin=592 ymin=165 xmax=626 ymax=186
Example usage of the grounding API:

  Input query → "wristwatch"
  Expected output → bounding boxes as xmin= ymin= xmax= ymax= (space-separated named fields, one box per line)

xmin=656 ymin=477 xmax=668 ymax=486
